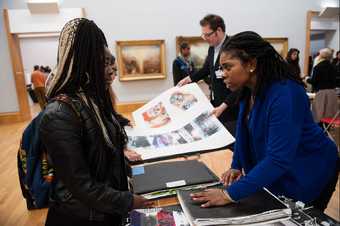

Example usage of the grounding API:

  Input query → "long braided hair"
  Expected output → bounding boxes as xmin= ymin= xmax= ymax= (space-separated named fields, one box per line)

xmin=46 ymin=18 xmax=128 ymax=180
xmin=221 ymin=31 xmax=304 ymax=98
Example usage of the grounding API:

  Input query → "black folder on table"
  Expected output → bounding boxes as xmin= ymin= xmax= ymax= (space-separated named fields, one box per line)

xmin=132 ymin=160 xmax=219 ymax=195
xmin=177 ymin=188 xmax=291 ymax=226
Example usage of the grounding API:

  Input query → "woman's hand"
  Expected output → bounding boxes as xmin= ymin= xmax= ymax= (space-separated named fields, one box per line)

xmin=177 ymin=76 xmax=192 ymax=87
xmin=132 ymin=195 xmax=154 ymax=209
xmin=211 ymin=103 xmax=228 ymax=118
xmin=221 ymin=169 xmax=242 ymax=186
xmin=190 ymin=189 xmax=232 ymax=208
xmin=124 ymin=149 xmax=142 ymax=162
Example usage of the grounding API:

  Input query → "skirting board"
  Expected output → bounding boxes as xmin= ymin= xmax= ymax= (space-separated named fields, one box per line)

xmin=0 ymin=112 xmax=27 ymax=124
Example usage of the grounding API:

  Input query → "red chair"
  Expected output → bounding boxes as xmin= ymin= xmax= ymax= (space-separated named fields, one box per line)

xmin=320 ymin=111 xmax=340 ymax=150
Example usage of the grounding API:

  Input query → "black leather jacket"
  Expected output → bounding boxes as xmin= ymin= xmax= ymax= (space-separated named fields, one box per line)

xmin=39 ymin=97 xmax=133 ymax=222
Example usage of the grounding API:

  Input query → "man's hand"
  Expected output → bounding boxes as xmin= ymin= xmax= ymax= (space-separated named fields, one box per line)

xmin=124 ymin=149 xmax=142 ymax=162
xmin=132 ymin=195 xmax=154 ymax=209
xmin=190 ymin=189 xmax=232 ymax=208
xmin=211 ymin=103 xmax=228 ymax=118
xmin=221 ymin=169 xmax=242 ymax=186
xmin=177 ymin=76 xmax=192 ymax=87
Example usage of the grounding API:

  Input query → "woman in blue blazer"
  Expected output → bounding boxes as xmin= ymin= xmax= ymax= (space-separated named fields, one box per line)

xmin=191 ymin=31 xmax=339 ymax=211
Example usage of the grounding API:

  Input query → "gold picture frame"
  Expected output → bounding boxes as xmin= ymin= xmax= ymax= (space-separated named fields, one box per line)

xmin=176 ymin=36 xmax=209 ymax=70
xmin=116 ymin=40 xmax=166 ymax=81
xmin=264 ymin=37 xmax=289 ymax=58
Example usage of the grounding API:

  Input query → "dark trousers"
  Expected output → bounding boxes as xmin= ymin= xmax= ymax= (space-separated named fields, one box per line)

xmin=310 ymin=158 xmax=340 ymax=212
xmin=45 ymin=207 xmax=122 ymax=226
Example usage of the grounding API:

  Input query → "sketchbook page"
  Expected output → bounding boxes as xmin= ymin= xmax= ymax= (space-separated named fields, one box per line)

xmin=132 ymin=83 xmax=213 ymax=133
xmin=125 ymin=111 xmax=235 ymax=161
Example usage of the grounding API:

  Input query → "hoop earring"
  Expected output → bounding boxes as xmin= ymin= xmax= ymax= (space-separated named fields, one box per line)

xmin=85 ymin=72 xmax=90 ymax=85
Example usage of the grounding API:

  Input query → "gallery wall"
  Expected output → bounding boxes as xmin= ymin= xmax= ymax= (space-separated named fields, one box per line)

xmin=0 ymin=7 xmax=19 ymax=112
xmin=0 ymin=0 xmax=337 ymax=113
xmin=20 ymin=36 xmax=59 ymax=85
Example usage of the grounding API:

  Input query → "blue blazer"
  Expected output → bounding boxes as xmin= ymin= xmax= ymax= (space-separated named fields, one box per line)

xmin=226 ymin=80 xmax=338 ymax=203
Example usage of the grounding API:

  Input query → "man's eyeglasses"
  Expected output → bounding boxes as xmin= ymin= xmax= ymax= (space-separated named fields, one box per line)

xmin=201 ymin=30 xmax=216 ymax=39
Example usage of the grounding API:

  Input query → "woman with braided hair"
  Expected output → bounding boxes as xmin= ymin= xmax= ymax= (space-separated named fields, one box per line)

xmin=190 ymin=31 xmax=339 ymax=212
xmin=40 ymin=18 xmax=151 ymax=226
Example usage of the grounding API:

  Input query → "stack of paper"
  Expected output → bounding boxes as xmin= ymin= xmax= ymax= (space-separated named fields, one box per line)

xmin=177 ymin=188 xmax=291 ymax=226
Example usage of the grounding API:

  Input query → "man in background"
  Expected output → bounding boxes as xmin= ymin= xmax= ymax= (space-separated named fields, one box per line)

xmin=172 ymin=42 xmax=196 ymax=85
xmin=177 ymin=14 xmax=240 ymax=136
xmin=31 ymin=65 xmax=47 ymax=109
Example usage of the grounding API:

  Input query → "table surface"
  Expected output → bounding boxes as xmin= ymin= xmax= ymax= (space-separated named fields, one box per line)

xmin=136 ymin=149 xmax=339 ymax=225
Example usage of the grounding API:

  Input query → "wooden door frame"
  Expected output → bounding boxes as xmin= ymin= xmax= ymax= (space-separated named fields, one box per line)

xmin=0 ymin=9 xmax=31 ymax=123
xmin=304 ymin=10 xmax=320 ymax=76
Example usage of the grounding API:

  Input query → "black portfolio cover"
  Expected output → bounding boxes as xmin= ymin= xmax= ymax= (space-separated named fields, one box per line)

xmin=132 ymin=160 xmax=219 ymax=194
xmin=177 ymin=188 xmax=290 ymax=220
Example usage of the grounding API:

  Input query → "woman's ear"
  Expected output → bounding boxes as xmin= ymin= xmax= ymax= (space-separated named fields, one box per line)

xmin=248 ymin=58 xmax=257 ymax=73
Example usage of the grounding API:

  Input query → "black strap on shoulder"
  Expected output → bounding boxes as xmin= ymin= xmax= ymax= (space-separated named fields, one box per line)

xmin=53 ymin=94 xmax=81 ymax=118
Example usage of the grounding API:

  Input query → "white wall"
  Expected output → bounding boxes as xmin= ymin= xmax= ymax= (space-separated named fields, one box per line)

xmin=20 ymin=36 xmax=59 ymax=84
xmin=0 ymin=7 xmax=20 ymax=113
xmin=8 ymin=8 xmax=84 ymax=33
xmin=0 ymin=0 xmax=328 ymax=112
xmin=325 ymin=22 xmax=339 ymax=53
xmin=61 ymin=0 xmax=324 ymax=102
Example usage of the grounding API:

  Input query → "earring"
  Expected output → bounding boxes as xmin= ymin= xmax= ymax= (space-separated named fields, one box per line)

xmin=250 ymin=69 xmax=254 ymax=73
xmin=85 ymin=72 xmax=90 ymax=84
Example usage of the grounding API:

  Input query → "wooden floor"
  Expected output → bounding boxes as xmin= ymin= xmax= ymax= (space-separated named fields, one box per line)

xmin=0 ymin=104 xmax=338 ymax=226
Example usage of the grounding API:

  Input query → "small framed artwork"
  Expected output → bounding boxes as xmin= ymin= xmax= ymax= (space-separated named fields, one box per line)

xmin=116 ymin=40 xmax=166 ymax=81
xmin=264 ymin=37 xmax=288 ymax=58
xmin=176 ymin=36 xmax=209 ymax=70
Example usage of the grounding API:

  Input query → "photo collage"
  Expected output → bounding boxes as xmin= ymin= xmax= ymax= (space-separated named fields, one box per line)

xmin=141 ymin=90 xmax=198 ymax=129
xmin=128 ymin=112 xmax=221 ymax=150
xmin=142 ymin=102 xmax=171 ymax=128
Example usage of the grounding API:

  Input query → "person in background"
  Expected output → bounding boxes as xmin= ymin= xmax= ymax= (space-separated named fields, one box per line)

xmin=307 ymin=48 xmax=338 ymax=123
xmin=286 ymin=48 xmax=302 ymax=79
xmin=329 ymin=48 xmax=335 ymax=63
xmin=172 ymin=42 xmax=196 ymax=86
xmin=104 ymin=47 xmax=142 ymax=162
xmin=331 ymin=50 xmax=340 ymax=87
xmin=45 ymin=66 xmax=52 ymax=75
xmin=40 ymin=18 xmax=151 ymax=226
xmin=39 ymin=65 xmax=45 ymax=73
xmin=190 ymin=31 xmax=339 ymax=212
xmin=31 ymin=65 xmax=47 ymax=109
xmin=177 ymin=14 xmax=240 ymax=136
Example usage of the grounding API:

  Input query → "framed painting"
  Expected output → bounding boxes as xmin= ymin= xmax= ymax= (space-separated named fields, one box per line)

xmin=116 ymin=40 xmax=166 ymax=81
xmin=264 ymin=37 xmax=288 ymax=58
xmin=176 ymin=36 xmax=209 ymax=70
